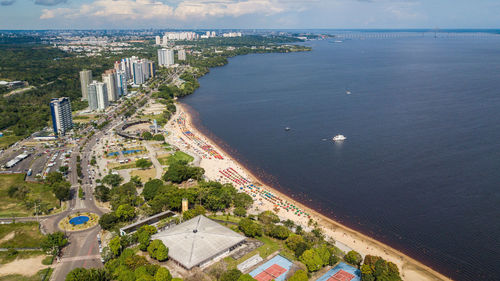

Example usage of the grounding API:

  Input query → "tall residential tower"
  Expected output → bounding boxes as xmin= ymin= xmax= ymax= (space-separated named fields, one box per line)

xmin=50 ymin=97 xmax=73 ymax=136
xmin=79 ymin=70 xmax=92 ymax=100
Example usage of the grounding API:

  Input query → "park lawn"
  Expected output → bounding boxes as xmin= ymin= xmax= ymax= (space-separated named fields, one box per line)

xmin=0 ymin=133 xmax=23 ymax=149
xmin=167 ymin=151 xmax=194 ymax=165
xmin=0 ymin=222 xmax=45 ymax=248
xmin=130 ymin=168 xmax=156 ymax=182
xmin=107 ymin=162 xmax=137 ymax=170
xmin=0 ymin=268 xmax=53 ymax=281
xmin=0 ymin=174 xmax=60 ymax=217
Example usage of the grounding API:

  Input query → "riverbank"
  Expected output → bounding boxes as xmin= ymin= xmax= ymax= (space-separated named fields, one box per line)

xmin=165 ymin=103 xmax=452 ymax=281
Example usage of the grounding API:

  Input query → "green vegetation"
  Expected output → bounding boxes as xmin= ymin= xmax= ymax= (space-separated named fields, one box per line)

xmin=0 ymin=222 xmax=45 ymax=248
xmin=41 ymin=232 xmax=68 ymax=255
xmin=344 ymin=250 xmax=363 ymax=266
xmin=361 ymin=255 xmax=402 ymax=281
xmin=136 ymin=158 xmax=153 ymax=169
xmin=0 ymin=173 xmax=60 ymax=217
xmin=162 ymin=159 xmax=204 ymax=183
xmin=166 ymin=151 xmax=193 ymax=165
xmin=0 ymin=249 xmax=45 ymax=265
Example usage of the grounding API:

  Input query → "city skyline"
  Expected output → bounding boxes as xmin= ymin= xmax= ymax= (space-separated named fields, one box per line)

xmin=1 ymin=0 xmax=500 ymax=30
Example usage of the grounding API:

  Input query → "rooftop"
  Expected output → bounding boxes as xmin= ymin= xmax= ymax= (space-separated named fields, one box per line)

xmin=152 ymin=215 xmax=245 ymax=269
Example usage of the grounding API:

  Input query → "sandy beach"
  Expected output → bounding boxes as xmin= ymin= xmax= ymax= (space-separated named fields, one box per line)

xmin=166 ymin=102 xmax=452 ymax=281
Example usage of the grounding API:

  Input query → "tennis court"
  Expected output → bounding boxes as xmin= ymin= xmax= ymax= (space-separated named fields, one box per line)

xmin=316 ymin=262 xmax=361 ymax=281
xmin=249 ymin=255 xmax=293 ymax=281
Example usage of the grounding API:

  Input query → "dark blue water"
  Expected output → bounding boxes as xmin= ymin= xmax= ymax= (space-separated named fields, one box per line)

xmin=69 ymin=216 xmax=89 ymax=225
xmin=181 ymin=38 xmax=500 ymax=281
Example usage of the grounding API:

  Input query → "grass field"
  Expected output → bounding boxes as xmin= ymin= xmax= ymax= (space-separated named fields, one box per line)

xmin=159 ymin=151 xmax=194 ymax=166
xmin=107 ymin=162 xmax=137 ymax=170
xmin=130 ymin=168 xmax=156 ymax=182
xmin=0 ymin=250 xmax=46 ymax=265
xmin=0 ymin=222 xmax=45 ymax=248
xmin=0 ymin=133 xmax=23 ymax=149
xmin=0 ymin=174 xmax=60 ymax=217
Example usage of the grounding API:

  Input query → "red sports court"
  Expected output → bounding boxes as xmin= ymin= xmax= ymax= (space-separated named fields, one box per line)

xmin=327 ymin=269 xmax=356 ymax=281
xmin=254 ymin=264 xmax=287 ymax=281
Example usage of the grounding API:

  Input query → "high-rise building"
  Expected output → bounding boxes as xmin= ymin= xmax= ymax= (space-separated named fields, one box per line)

xmin=178 ymin=49 xmax=186 ymax=61
xmin=116 ymin=70 xmax=128 ymax=96
xmin=162 ymin=35 xmax=168 ymax=46
xmin=148 ymin=61 xmax=156 ymax=78
xmin=155 ymin=35 xmax=161 ymax=45
xmin=79 ymin=70 xmax=92 ymax=100
xmin=141 ymin=59 xmax=150 ymax=80
xmin=88 ymin=81 xmax=108 ymax=111
xmin=132 ymin=61 xmax=144 ymax=85
xmin=50 ymin=97 xmax=73 ymax=136
xmin=158 ymin=48 xmax=175 ymax=67
xmin=102 ymin=69 xmax=118 ymax=102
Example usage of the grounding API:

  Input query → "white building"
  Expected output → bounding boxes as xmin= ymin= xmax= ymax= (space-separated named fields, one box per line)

xmin=79 ymin=70 xmax=92 ymax=100
xmin=155 ymin=35 xmax=161 ymax=45
xmin=50 ymin=97 xmax=73 ymax=135
xmin=132 ymin=61 xmax=144 ymax=85
xmin=178 ymin=49 xmax=186 ymax=61
xmin=88 ymin=81 xmax=108 ymax=111
xmin=158 ymin=48 xmax=175 ymax=67
xmin=102 ymin=69 xmax=119 ymax=102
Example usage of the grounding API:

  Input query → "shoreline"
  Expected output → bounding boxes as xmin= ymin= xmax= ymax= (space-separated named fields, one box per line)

xmin=168 ymin=102 xmax=452 ymax=281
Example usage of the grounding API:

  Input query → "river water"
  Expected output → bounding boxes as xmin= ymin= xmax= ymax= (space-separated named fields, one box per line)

xmin=181 ymin=36 xmax=500 ymax=280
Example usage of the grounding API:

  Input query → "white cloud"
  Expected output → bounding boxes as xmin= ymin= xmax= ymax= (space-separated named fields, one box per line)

xmin=40 ymin=0 xmax=287 ymax=21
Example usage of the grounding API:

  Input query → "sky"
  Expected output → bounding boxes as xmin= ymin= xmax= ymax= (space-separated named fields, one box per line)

xmin=1 ymin=0 xmax=500 ymax=30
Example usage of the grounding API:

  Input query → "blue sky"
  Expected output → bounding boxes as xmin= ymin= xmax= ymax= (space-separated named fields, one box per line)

xmin=1 ymin=0 xmax=500 ymax=30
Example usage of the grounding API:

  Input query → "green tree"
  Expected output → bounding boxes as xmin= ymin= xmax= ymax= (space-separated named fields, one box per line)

xmin=182 ymin=205 xmax=206 ymax=220
xmin=289 ymin=270 xmax=308 ymax=281
xmin=116 ymin=204 xmax=136 ymax=221
xmin=95 ymin=185 xmax=111 ymax=202
xmin=66 ymin=268 xmax=110 ymax=281
xmin=286 ymin=234 xmax=304 ymax=251
xmin=41 ymin=232 xmax=68 ymax=255
xmin=233 ymin=193 xmax=253 ymax=209
xmin=52 ymin=181 xmax=70 ymax=206
xmin=147 ymin=239 xmax=169 ymax=261
xmin=257 ymin=210 xmax=279 ymax=225
xmin=153 ymin=134 xmax=165 ymax=142
xmin=102 ymin=174 xmax=124 ymax=187
xmin=142 ymin=131 xmax=153 ymax=140
xmin=142 ymin=179 xmax=164 ymax=201
xmin=238 ymin=218 xmax=263 ymax=237
xmin=136 ymin=158 xmax=153 ymax=169
xmin=294 ymin=242 xmax=309 ymax=258
xmin=233 ymin=206 xmax=246 ymax=217
xmin=220 ymin=269 xmax=242 ymax=281
xmin=268 ymin=224 xmax=290 ymax=240
xmin=300 ymin=249 xmax=323 ymax=272
xmin=138 ymin=230 xmax=152 ymax=251
xmin=99 ymin=212 xmax=118 ymax=230
xmin=46 ymin=171 xmax=64 ymax=186
xmin=59 ymin=165 xmax=69 ymax=174
xmin=155 ymin=267 xmax=172 ymax=281
xmin=109 ymin=236 xmax=122 ymax=257
xmin=78 ymin=187 xmax=84 ymax=199
xmin=131 ymin=175 xmax=143 ymax=187
xmin=344 ymin=250 xmax=362 ymax=266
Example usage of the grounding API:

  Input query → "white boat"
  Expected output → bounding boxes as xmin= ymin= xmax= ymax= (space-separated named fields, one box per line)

xmin=346 ymin=90 xmax=351 ymax=95
xmin=333 ymin=134 xmax=346 ymax=141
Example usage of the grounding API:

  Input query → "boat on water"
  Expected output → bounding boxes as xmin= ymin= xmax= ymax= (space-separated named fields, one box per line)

xmin=346 ymin=90 xmax=351 ymax=95
xmin=285 ymin=127 xmax=291 ymax=131
xmin=333 ymin=134 xmax=346 ymax=141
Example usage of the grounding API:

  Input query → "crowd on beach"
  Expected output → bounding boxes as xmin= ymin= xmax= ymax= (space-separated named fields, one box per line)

xmin=172 ymin=112 xmax=311 ymax=220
